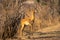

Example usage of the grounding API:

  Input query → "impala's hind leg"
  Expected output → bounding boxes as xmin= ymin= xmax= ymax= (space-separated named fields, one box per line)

xmin=28 ymin=23 xmax=32 ymax=32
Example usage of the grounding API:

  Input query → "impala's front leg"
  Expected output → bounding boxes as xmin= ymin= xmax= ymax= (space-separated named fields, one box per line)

xmin=20 ymin=24 xmax=24 ymax=36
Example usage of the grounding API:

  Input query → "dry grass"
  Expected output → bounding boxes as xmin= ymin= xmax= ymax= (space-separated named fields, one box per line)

xmin=0 ymin=0 xmax=60 ymax=40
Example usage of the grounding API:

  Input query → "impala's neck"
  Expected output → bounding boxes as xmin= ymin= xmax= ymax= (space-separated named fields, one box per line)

xmin=25 ymin=8 xmax=35 ymax=21
xmin=30 ymin=10 xmax=35 ymax=21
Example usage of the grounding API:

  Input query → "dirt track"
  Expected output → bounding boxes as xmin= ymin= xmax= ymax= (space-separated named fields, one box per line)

xmin=37 ymin=23 xmax=60 ymax=33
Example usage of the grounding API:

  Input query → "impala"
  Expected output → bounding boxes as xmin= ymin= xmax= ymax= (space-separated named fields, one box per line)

xmin=18 ymin=8 xmax=35 ymax=37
